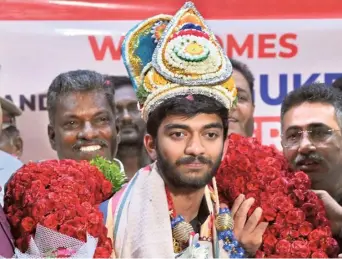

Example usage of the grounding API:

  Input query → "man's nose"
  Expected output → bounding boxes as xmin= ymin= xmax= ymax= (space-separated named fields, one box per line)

xmin=298 ymin=132 xmax=316 ymax=154
xmin=77 ymin=122 xmax=98 ymax=140
xmin=184 ymin=135 xmax=205 ymax=156
xmin=122 ymin=109 xmax=132 ymax=123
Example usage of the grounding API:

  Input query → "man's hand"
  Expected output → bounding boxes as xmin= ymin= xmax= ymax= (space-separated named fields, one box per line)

xmin=312 ymin=190 xmax=342 ymax=236
xmin=231 ymin=194 xmax=268 ymax=256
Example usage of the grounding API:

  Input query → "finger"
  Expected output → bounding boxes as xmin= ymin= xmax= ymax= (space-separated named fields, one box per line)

xmin=253 ymin=221 xmax=269 ymax=237
xmin=231 ymin=194 xmax=245 ymax=218
xmin=338 ymin=254 xmax=342 ymax=258
xmin=233 ymin=198 xmax=255 ymax=238
xmin=243 ymin=207 xmax=263 ymax=233
xmin=311 ymin=190 xmax=327 ymax=197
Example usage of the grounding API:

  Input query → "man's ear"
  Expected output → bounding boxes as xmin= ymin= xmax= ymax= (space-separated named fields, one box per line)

xmin=144 ymin=134 xmax=157 ymax=161
xmin=48 ymin=124 xmax=56 ymax=150
xmin=13 ymin=135 xmax=23 ymax=158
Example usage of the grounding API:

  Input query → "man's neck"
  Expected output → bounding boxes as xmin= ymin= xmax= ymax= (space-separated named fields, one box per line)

xmin=168 ymin=186 xmax=206 ymax=223
xmin=116 ymin=144 xmax=141 ymax=180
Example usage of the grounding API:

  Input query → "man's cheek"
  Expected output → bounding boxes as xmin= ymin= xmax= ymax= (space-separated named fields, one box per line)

xmin=284 ymin=150 xmax=296 ymax=166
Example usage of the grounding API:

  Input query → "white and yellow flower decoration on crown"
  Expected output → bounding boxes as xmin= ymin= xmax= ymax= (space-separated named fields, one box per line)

xmin=122 ymin=1 xmax=237 ymax=121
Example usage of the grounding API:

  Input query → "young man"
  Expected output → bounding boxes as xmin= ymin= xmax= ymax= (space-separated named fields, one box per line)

xmin=281 ymin=83 xmax=342 ymax=249
xmin=0 ymin=97 xmax=23 ymax=158
xmin=106 ymin=3 xmax=267 ymax=258
xmin=47 ymin=70 xmax=120 ymax=162
xmin=106 ymin=76 xmax=151 ymax=179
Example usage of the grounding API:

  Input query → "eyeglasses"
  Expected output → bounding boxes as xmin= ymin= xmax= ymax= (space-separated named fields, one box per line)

xmin=281 ymin=127 xmax=341 ymax=149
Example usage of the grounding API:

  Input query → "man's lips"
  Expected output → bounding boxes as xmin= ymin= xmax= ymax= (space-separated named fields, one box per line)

xmin=121 ymin=125 xmax=137 ymax=133
xmin=182 ymin=162 xmax=206 ymax=169
xmin=228 ymin=117 xmax=238 ymax=123
xmin=79 ymin=145 xmax=102 ymax=152
xmin=73 ymin=141 xmax=107 ymax=153
xmin=297 ymin=159 xmax=320 ymax=166
xmin=296 ymin=159 xmax=321 ymax=171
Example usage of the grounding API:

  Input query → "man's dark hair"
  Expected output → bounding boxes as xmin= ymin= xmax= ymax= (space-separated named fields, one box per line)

xmin=105 ymin=75 xmax=132 ymax=90
xmin=146 ymin=95 xmax=229 ymax=140
xmin=47 ymin=70 xmax=115 ymax=123
xmin=231 ymin=59 xmax=255 ymax=104
xmin=2 ymin=125 xmax=20 ymax=139
xmin=281 ymin=82 xmax=342 ymax=128
xmin=332 ymin=77 xmax=342 ymax=92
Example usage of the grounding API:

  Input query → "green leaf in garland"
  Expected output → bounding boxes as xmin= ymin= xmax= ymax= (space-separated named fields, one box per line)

xmin=136 ymin=85 xmax=149 ymax=104
xmin=90 ymin=156 xmax=126 ymax=193
xmin=233 ymin=96 xmax=238 ymax=107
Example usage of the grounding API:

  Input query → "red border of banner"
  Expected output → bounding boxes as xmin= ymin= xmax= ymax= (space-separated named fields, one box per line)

xmin=1 ymin=0 xmax=342 ymax=20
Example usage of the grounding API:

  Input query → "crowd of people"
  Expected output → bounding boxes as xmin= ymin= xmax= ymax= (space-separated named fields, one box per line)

xmin=1 ymin=1 xmax=342 ymax=258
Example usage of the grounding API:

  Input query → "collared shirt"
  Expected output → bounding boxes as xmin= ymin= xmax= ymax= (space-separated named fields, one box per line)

xmin=190 ymin=197 xmax=210 ymax=233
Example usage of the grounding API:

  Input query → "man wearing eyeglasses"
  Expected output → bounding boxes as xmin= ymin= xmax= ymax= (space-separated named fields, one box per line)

xmin=281 ymin=83 xmax=342 ymax=251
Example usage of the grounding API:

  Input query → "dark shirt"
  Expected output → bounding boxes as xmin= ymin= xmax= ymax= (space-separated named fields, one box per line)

xmin=0 ymin=204 xmax=14 ymax=257
xmin=190 ymin=198 xmax=210 ymax=234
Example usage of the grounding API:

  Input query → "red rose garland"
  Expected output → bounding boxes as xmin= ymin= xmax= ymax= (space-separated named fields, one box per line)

xmin=4 ymin=159 xmax=114 ymax=258
xmin=216 ymin=134 xmax=339 ymax=258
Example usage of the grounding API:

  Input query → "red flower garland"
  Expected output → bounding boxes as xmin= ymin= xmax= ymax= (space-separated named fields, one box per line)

xmin=4 ymin=159 xmax=114 ymax=258
xmin=216 ymin=134 xmax=339 ymax=258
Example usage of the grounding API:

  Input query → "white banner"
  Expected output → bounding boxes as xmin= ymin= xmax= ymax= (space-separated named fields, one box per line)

xmin=1 ymin=19 xmax=342 ymax=162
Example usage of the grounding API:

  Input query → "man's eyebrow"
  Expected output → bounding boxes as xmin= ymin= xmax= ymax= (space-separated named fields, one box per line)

xmin=203 ymin=123 xmax=223 ymax=130
xmin=164 ymin=124 xmax=189 ymax=131
xmin=164 ymin=122 xmax=223 ymax=131
xmin=236 ymin=87 xmax=247 ymax=93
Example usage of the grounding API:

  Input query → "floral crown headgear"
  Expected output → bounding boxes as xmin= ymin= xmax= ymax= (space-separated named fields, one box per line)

xmin=122 ymin=1 xmax=237 ymax=121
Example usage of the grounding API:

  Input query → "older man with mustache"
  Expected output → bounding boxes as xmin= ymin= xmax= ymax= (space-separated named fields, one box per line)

xmin=47 ymin=70 xmax=120 ymax=162
xmin=281 ymin=83 xmax=342 ymax=252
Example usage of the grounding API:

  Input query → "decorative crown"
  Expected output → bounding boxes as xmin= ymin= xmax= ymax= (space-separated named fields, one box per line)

xmin=122 ymin=1 xmax=237 ymax=121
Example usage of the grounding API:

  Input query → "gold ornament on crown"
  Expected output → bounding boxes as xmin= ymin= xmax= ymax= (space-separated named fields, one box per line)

xmin=122 ymin=1 xmax=238 ymax=121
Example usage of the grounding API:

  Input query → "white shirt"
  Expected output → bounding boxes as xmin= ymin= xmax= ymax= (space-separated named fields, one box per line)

xmin=0 ymin=151 xmax=23 ymax=206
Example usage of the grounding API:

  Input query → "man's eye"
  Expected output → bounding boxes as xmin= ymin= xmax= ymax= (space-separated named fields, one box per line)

xmin=64 ymin=121 xmax=78 ymax=128
xmin=286 ymin=132 xmax=300 ymax=140
xmin=95 ymin=116 xmax=111 ymax=124
xmin=206 ymin=132 xmax=218 ymax=139
xmin=170 ymin=132 xmax=185 ymax=138
xmin=100 ymin=117 xmax=109 ymax=121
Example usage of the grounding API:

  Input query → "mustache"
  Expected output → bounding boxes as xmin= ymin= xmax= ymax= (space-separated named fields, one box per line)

xmin=120 ymin=120 xmax=138 ymax=127
xmin=294 ymin=153 xmax=323 ymax=165
xmin=175 ymin=156 xmax=213 ymax=166
xmin=72 ymin=139 xmax=108 ymax=150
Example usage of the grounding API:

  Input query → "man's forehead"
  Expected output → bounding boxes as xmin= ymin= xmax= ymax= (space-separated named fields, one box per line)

xmin=161 ymin=114 xmax=223 ymax=129
xmin=57 ymin=91 xmax=108 ymax=107
xmin=283 ymin=102 xmax=338 ymax=130
xmin=115 ymin=85 xmax=137 ymax=101
xmin=54 ymin=91 xmax=112 ymax=117
xmin=3 ymin=111 xmax=15 ymax=121
xmin=233 ymin=70 xmax=250 ymax=92
xmin=2 ymin=110 xmax=16 ymax=128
